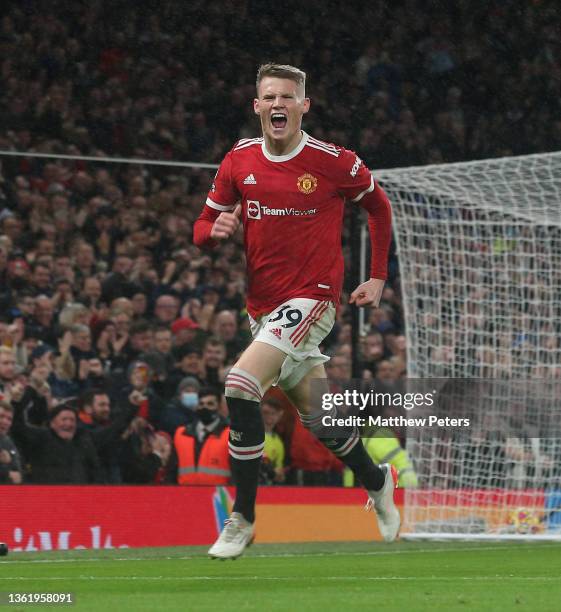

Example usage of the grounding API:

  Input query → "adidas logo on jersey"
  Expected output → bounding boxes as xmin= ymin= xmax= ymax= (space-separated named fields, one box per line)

xmin=243 ymin=174 xmax=257 ymax=185
xmin=269 ymin=327 xmax=282 ymax=340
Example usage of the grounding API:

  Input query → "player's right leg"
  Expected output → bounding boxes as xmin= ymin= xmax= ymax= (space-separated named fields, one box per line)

xmin=208 ymin=340 xmax=286 ymax=560
xmin=284 ymin=365 xmax=401 ymax=542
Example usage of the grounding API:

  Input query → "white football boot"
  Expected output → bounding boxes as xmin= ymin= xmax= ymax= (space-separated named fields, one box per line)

xmin=366 ymin=464 xmax=401 ymax=542
xmin=208 ymin=512 xmax=255 ymax=560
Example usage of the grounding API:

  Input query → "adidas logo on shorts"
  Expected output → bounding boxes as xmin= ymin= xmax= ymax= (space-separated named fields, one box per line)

xmin=269 ymin=327 xmax=282 ymax=339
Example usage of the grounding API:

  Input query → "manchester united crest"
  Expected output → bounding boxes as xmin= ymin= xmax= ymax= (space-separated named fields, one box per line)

xmin=297 ymin=173 xmax=318 ymax=195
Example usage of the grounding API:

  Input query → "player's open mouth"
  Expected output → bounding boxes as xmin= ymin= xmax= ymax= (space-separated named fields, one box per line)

xmin=271 ymin=113 xmax=287 ymax=130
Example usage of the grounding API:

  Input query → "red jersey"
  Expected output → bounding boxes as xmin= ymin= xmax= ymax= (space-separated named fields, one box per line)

xmin=195 ymin=131 xmax=390 ymax=318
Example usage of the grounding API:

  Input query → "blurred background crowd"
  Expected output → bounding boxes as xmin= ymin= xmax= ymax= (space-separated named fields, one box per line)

xmin=0 ymin=0 xmax=559 ymax=486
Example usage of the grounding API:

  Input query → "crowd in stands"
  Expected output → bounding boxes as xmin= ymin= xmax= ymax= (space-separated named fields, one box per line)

xmin=1 ymin=0 xmax=559 ymax=166
xmin=0 ymin=0 xmax=559 ymax=485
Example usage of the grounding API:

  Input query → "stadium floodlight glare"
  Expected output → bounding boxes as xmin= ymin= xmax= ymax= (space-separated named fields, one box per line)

xmin=363 ymin=151 xmax=561 ymax=540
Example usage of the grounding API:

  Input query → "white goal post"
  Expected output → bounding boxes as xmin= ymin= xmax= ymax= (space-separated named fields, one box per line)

xmin=363 ymin=151 xmax=561 ymax=540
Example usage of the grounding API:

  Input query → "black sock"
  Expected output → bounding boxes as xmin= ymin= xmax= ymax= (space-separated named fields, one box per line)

xmin=340 ymin=441 xmax=385 ymax=491
xmin=227 ymin=396 xmax=264 ymax=524
xmin=299 ymin=410 xmax=385 ymax=491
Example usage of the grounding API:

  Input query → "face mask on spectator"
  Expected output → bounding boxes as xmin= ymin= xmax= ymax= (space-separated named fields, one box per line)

xmin=196 ymin=408 xmax=216 ymax=425
xmin=181 ymin=392 xmax=198 ymax=409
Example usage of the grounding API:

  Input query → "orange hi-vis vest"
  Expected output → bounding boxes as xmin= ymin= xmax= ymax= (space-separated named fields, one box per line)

xmin=174 ymin=425 xmax=231 ymax=485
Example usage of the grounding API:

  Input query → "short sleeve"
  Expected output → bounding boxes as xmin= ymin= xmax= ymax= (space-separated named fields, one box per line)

xmin=205 ymin=151 xmax=239 ymax=212
xmin=336 ymin=148 xmax=375 ymax=203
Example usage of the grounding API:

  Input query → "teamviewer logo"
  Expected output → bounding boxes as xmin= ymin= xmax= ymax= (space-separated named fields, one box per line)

xmin=247 ymin=200 xmax=261 ymax=220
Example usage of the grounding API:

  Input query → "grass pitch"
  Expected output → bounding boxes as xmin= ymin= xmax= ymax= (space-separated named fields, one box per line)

xmin=1 ymin=540 xmax=560 ymax=611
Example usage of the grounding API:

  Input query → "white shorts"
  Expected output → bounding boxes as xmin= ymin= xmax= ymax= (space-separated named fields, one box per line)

xmin=249 ymin=298 xmax=336 ymax=390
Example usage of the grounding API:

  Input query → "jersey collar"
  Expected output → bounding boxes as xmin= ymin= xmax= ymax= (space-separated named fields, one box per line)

xmin=261 ymin=131 xmax=309 ymax=162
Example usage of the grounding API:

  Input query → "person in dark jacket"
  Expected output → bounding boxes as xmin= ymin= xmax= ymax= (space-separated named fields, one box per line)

xmin=77 ymin=388 xmax=137 ymax=483
xmin=116 ymin=360 xmax=166 ymax=428
xmin=11 ymin=400 xmax=102 ymax=484
xmin=0 ymin=401 xmax=22 ymax=484
xmin=119 ymin=417 xmax=175 ymax=484
xmin=159 ymin=376 xmax=199 ymax=435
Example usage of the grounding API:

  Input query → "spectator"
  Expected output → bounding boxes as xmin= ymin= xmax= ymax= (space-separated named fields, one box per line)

xmin=375 ymin=360 xmax=398 ymax=386
xmin=167 ymin=345 xmax=204 ymax=394
xmin=153 ymin=323 xmax=175 ymax=372
xmin=170 ymin=317 xmax=201 ymax=354
xmin=0 ymin=401 xmax=23 ymax=484
xmin=80 ymin=276 xmax=103 ymax=310
xmin=153 ymin=294 xmax=180 ymax=325
xmin=73 ymin=242 xmax=97 ymax=284
xmin=131 ymin=291 xmax=149 ymax=320
xmin=119 ymin=417 xmax=174 ymax=484
xmin=201 ymin=337 xmax=228 ymax=388
xmin=361 ymin=331 xmax=386 ymax=376
xmin=212 ymin=310 xmax=246 ymax=361
xmin=91 ymin=320 xmax=117 ymax=367
xmin=101 ymin=256 xmax=135 ymax=303
xmin=119 ymin=360 xmax=165 ymax=427
xmin=160 ymin=376 xmax=200 ymax=435
xmin=13 ymin=354 xmax=53 ymax=425
xmin=61 ymin=323 xmax=95 ymax=381
xmin=77 ymin=389 xmax=137 ymax=483
xmin=174 ymin=387 xmax=230 ymax=485
xmin=0 ymin=346 xmax=17 ymax=395
xmin=51 ymin=279 xmax=76 ymax=313
xmin=58 ymin=303 xmax=90 ymax=331
xmin=325 ymin=352 xmax=351 ymax=391
xmin=10 ymin=402 xmax=102 ymax=484
xmin=261 ymin=398 xmax=286 ymax=485
xmin=30 ymin=263 xmax=52 ymax=297
xmin=29 ymin=296 xmax=57 ymax=346
xmin=112 ymin=319 xmax=153 ymax=370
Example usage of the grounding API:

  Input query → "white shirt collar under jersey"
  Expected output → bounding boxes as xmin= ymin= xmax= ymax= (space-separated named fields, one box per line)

xmin=261 ymin=131 xmax=309 ymax=162
xmin=195 ymin=417 xmax=220 ymax=442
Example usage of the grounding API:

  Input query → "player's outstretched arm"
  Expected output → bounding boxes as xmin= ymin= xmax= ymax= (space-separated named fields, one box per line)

xmin=348 ymin=180 xmax=392 ymax=308
xmin=349 ymin=278 xmax=385 ymax=307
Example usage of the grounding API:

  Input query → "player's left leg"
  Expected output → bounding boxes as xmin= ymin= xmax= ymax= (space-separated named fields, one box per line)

xmin=225 ymin=341 xmax=286 ymax=523
xmin=283 ymin=366 xmax=401 ymax=542
xmin=209 ymin=340 xmax=286 ymax=560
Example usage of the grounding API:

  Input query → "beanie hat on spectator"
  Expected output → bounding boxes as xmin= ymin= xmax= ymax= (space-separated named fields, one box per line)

xmin=48 ymin=402 xmax=78 ymax=422
xmin=171 ymin=317 xmax=199 ymax=334
xmin=178 ymin=376 xmax=201 ymax=393
xmin=175 ymin=344 xmax=202 ymax=360
xmin=30 ymin=343 xmax=55 ymax=362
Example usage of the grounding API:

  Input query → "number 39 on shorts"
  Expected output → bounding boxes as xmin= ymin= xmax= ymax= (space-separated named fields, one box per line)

xmin=268 ymin=304 xmax=303 ymax=328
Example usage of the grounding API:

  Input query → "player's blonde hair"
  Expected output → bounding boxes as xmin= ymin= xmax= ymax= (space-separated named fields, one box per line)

xmin=256 ymin=63 xmax=306 ymax=94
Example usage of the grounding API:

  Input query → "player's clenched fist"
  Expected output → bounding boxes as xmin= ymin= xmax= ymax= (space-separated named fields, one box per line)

xmin=349 ymin=277 xmax=385 ymax=307
xmin=211 ymin=204 xmax=242 ymax=240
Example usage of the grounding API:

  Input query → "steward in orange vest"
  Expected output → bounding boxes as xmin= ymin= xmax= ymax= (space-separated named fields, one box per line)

xmin=174 ymin=392 xmax=230 ymax=485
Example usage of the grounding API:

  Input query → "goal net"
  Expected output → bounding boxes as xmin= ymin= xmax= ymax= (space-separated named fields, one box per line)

xmin=366 ymin=151 xmax=561 ymax=540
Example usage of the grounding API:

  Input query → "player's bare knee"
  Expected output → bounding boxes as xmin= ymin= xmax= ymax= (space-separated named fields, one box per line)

xmin=284 ymin=364 xmax=329 ymax=414
xmin=233 ymin=340 xmax=286 ymax=391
